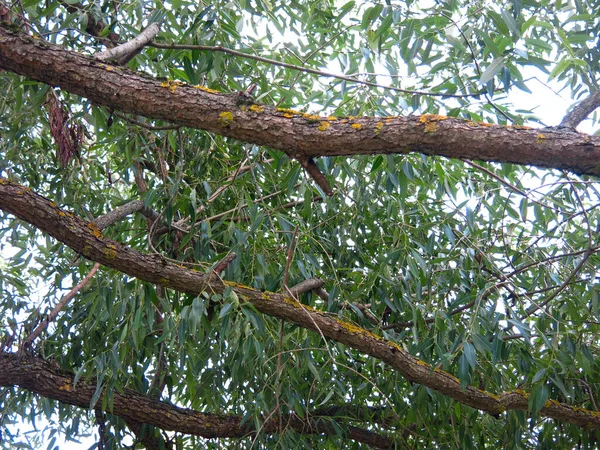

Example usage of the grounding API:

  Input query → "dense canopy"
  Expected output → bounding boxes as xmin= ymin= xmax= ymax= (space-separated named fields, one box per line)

xmin=1 ymin=1 xmax=600 ymax=449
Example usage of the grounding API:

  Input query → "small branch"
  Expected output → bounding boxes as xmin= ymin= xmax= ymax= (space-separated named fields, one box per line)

xmin=96 ymin=23 xmax=160 ymax=63
xmin=283 ymin=226 xmax=299 ymax=289
xmin=298 ymin=157 xmax=333 ymax=196
xmin=212 ymin=252 xmax=237 ymax=276
xmin=93 ymin=199 xmax=158 ymax=230
xmin=21 ymin=262 xmax=101 ymax=351
xmin=288 ymin=278 xmax=324 ymax=297
xmin=560 ymin=90 xmax=600 ymax=129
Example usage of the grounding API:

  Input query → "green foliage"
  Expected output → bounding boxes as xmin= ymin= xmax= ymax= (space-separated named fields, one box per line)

xmin=1 ymin=0 xmax=600 ymax=448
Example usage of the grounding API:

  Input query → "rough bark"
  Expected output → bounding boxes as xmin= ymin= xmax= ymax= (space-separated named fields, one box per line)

xmin=1 ymin=25 xmax=600 ymax=177
xmin=2 ymin=179 xmax=600 ymax=430
xmin=0 ymin=353 xmax=394 ymax=448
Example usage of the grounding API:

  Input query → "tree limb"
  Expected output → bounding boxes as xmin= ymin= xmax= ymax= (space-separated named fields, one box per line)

xmin=2 ymin=179 xmax=600 ymax=430
xmin=0 ymin=352 xmax=395 ymax=448
xmin=1 ymin=26 xmax=600 ymax=177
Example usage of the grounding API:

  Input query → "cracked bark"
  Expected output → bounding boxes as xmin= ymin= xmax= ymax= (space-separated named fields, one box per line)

xmin=0 ymin=353 xmax=395 ymax=448
xmin=2 ymin=179 xmax=600 ymax=430
xmin=0 ymin=25 xmax=599 ymax=178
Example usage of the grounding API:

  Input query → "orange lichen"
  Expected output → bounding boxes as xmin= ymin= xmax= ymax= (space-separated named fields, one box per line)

xmin=351 ymin=123 xmax=362 ymax=130
xmin=219 ymin=112 xmax=234 ymax=126
xmin=513 ymin=125 xmax=532 ymax=130
xmin=318 ymin=121 xmax=330 ymax=131
xmin=59 ymin=382 xmax=72 ymax=392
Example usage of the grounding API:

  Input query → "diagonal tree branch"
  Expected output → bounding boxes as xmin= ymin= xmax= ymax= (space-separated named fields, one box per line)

xmin=2 ymin=179 xmax=600 ymax=429
xmin=560 ymin=90 xmax=600 ymax=129
xmin=1 ymin=26 xmax=600 ymax=178
xmin=0 ymin=352 xmax=395 ymax=448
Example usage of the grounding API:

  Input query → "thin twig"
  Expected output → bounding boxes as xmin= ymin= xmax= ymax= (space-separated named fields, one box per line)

xmin=21 ymin=262 xmax=101 ymax=351
xmin=150 ymin=41 xmax=482 ymax=99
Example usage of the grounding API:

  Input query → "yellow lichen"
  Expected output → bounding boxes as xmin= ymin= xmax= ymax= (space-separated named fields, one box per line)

xmin=374 ymin=122 xmax=384 ymax=135
xmin=318 ymin=121 xmax=330 ymax=131
xmin=219 ymin=111 xmax=234 ymax=126
xmin=249 ymin=104 xmax=264 ymax=113
xmin=161 ymin=80 xmax=184 ymax=93
xmin=327 ymin=116 xmax=338 ymax=121
xmin=104 ymin=243 xmax=117 ymax=259
xmin=59 ymin=382 xmax=72 ymax=392
xmin=277 ymin=108 xmax=303 ymax=116
xmin=159 ymin=278 xmax=169 ymax=285
xmin=88 ymin=222 xmax=103 ymax=238
xmin=419 ymin=114 xmax=448 ymax=133
xmin=58 ymin=211 xmax=66 ymax=217
xmin=351 ymin=123 xmax=362 ymax=130
xmin=283 ymin=113 xmax=294 ymax=118
xmin=194 ymin=85 xmax=221 ymax=94
xmin=105 ymin=65 xmax=114 ymax=71
xmin=536 ymin=133 xmax=546 ymax=144
xmin=303 ymin=113 xmax=322 ymax=121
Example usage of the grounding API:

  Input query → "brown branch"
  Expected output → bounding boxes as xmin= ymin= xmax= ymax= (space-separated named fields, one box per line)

xmin=212 ymin=252 xmax=237 ymax=276
xmin=560 ymin=90 xmax=600 ymax=129
xmin=93 ymin=199 xmax=159 ymax=230
xmin=2 ymin=26 xmax=600 ymax=177
xmin=298 ymin=157 xmax=333 ymax=196
xmin=0 ymin=353 xmax=395 ymax=448
xmin=3 ymin=180 xmax=600 ymax=429
xmin=288 ymin=278 xmax=325 ymax=297
xmin=20 ymin=262 xmax=101 ymax=351
xmin=60 ymin=1 xmax=120 ymax=47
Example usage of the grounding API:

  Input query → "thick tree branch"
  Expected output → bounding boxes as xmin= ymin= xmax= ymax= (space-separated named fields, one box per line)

xmin=0 ymin=352 xmax=394 ymax=448
xmin=2 ymin=180 xmax=600 ymax=430
xmin=560 ymin=90 xmax=600 ymax=129
xmin=1 ymin=26 xmax=600 ymax=177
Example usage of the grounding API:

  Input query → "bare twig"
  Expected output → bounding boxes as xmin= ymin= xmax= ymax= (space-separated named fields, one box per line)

xmin=150 ymin=41 xmax=482 ymax=99
xmin=114 ymin=112 xmax=181 ymax=130
xmin=96 ymin=23 xmax=161 ymax=63
xmin=21 ymin=262 xmax=101 ymax=351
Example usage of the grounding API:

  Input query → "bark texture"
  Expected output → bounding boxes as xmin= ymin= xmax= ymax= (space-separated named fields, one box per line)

xmin=0 ymin=353 xmax=394 ymax=448
xmin=2 ymin=179 xmax=600 ymax=430
xmin=1 ymin=25 xmax=600 ymax=177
